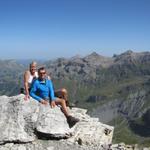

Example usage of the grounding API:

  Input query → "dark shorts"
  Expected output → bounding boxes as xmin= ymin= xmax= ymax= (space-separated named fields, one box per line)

xmin=54 ymin=91 xmax=64 ymax=98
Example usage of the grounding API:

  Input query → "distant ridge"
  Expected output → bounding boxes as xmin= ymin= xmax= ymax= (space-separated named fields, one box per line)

xmin=0 ymin=50 xmax=150 ymax=145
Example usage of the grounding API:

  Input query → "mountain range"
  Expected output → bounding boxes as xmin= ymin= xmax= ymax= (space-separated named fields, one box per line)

xmin=0 ymin=50 xmax=150 ymax=146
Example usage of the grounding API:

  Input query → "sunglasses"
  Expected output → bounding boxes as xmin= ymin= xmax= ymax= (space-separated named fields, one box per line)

xmin=39 ymin=72 xmax=46 ymax=75
xmin=31 ymin=68 xmax=36 ymax=70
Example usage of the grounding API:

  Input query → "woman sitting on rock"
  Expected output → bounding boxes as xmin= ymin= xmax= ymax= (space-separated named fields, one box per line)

xmin=23 ymin=61 xmax=38 ymax=100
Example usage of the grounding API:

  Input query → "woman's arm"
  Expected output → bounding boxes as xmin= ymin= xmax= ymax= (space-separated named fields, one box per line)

xmin=24 ymin=70 xmax=30 ymax=100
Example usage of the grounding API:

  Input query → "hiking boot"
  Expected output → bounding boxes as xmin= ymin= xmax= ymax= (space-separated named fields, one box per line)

xmin=67 ymin=116 xmax=79 ymax=128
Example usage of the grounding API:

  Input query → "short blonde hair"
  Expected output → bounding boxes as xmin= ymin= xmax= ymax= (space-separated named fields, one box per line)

xmin=30 ymin=61 xmax=37 ymax=68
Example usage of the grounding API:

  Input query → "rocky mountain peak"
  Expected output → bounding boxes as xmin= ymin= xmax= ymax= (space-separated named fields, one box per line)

xmin=70 ymin=54 xmax=81 ymax=60
xmin=84 ymin=52 xmax=102 ymax=59
xmin=116 ymin=50 xmax=134 ymax=58
xmin=83 ymin=52 xmax=113 ymax=67
xmin=114 ymin=50 xmax=150 ymax=65
xmin=114 ymin=50 xmax=138 ymax=64
xmin=123 ymin=50 xmax=134 ymax=55
xmin=88 ymin=51 xmax=100 ymax=57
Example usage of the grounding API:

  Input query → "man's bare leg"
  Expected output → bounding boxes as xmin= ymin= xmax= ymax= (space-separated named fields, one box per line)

xmin=54 ymin=98 xmax=79 ymax=127
xmin=55 ymin=88 xmax=69 ymax=106
xmin=54 ymin=97 xmax=69 ymax=117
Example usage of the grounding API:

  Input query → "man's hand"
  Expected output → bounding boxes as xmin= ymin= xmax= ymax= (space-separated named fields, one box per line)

xmin=24 ymin=94 xmax=30 ymax=101
xmin=50 ymin=101 xmax=56 ymax=108
xmin=40 ymin=100 xmax=49 ymax=105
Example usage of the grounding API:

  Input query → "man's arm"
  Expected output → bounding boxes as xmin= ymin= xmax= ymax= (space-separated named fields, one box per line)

xmin=47 ymin=80 xmax=56 ymax=108
xmin=30 ymin=80 xmax=42 ymax=102
xmin=48 ymin=80 xmax=56 ymax=101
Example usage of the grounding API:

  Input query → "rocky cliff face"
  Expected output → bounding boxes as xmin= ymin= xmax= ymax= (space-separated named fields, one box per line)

xmin=1 ymin=95 xmax=150 ymax=150
xmin=45 ymin=50 xmax=150 ymax=79
xmin=91 ymin=90 xmax=147 ymax=123
xmin=0 ymin=94 xmax=114 ymax=150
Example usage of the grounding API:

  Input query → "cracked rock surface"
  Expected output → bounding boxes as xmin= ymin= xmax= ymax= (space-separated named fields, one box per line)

xmin=0 ymin=94 xmax=114 ymax=149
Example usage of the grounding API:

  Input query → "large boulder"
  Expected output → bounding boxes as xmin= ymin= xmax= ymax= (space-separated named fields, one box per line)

xmin=68 ymin=108 xmax=113 ymax=146
xmin=0 ymin=95 xmax=39 ymax=144
xmin=36 ymin=105 xmax=70 ymax=139
xmin=0 ymin=94 xmax=72 ymax=144
xmin=0 ymin=94 xmax=114 ymax=149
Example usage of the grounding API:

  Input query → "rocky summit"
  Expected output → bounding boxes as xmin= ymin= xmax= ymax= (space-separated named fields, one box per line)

xmin=1 ymin=51 xmax=150 ymax=148
xmin=0 ymin=94 xmax=114 ymax=150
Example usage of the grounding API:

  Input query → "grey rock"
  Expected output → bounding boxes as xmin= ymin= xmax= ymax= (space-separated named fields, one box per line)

xmin=69 ymin=107 xmax=98 ymax=122
xmin=68 ymin=108 xmax=114 ymax=146
xmin=0 ymin=140 xmax=100 ymax=150
xmin=0 ymin=94 xmax=39 ymax=144
xmin=36 ymin=105 xmax=71 ymax=139
xmin=83 ymin=52 xmax=114 ymax=67
xmin=68 ymin=121 xmax=113 ymax=146
xmin=0 ymin=94 xmax=114 ymax=149
xmin=2 ymin=141 xmax=150 ymax=150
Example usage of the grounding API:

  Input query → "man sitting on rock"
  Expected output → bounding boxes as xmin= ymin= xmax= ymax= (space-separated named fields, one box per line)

xmin=30 ymin=67 xmax=79 ymax=127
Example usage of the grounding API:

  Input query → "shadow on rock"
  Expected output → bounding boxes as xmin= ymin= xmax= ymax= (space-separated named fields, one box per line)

xmin=34 ymin=129 xmax=70 ymax=140
xmin=129 ymin=109 xmax=150 ymax=137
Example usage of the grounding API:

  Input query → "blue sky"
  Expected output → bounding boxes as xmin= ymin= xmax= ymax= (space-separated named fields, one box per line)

xmin=0 ymin=0 xmax=150 ymax=59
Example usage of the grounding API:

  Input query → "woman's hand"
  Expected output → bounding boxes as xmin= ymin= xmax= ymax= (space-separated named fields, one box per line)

xmin=24 ymin=94 xmax=30 ymax=101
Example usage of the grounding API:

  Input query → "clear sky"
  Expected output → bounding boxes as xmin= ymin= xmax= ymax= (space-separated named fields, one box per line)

xmin=0 ymin=0 xmax=150 ymax=59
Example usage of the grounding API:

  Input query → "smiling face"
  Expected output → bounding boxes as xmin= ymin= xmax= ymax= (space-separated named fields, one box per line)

xmin=30 ymin=62 xmax=37 ymax=75
xmin=38 ymin=67 xmax=46 ymax=80
xmin=30 ymin=65 xmax=36 ymax=74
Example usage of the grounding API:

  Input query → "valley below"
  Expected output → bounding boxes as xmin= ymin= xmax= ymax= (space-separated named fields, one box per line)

xmin=0 ymin=50 xmax=150 ymax=147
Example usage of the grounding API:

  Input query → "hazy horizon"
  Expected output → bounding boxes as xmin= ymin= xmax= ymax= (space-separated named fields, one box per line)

xmin=0 ymin=49 xmax=149 ymax=61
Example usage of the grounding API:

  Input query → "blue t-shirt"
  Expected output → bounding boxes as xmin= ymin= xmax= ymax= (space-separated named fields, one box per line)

xmin=30 ymin=78 xmax=56 ymax=102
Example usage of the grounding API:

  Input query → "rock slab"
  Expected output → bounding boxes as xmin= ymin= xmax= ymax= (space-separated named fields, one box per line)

xmin=0 ymin=94 xmax=114 ymax=149
xmin=36 ymin=105 xmax=70 ymax=138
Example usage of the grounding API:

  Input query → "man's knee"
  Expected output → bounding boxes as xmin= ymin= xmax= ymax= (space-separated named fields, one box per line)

xmin=61 ymin=98 xmax=66 ymax=105
xmin=61 ymin=88 xmax=67 ymax=94
xmin=56 ymin=98 xmax=66 ymax=105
